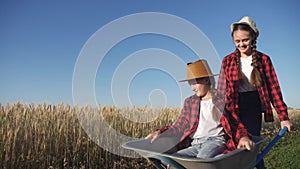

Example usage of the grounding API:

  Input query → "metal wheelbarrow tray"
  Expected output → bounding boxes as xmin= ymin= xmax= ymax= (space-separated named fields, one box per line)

xmin=122 ymin=127 xmax=287 ymax=169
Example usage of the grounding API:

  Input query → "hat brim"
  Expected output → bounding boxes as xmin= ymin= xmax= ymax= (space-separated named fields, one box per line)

xmin=178 ymin=74 xmax=219 ymax=82
xmin=230 ymin=22 xmax=259 ymax=35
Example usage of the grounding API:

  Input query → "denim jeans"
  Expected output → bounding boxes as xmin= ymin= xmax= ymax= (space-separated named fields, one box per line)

xmin=172 ymin=136 xmax=226 ymax=158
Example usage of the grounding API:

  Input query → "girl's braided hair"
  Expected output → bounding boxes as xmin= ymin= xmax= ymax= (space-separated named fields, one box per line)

xmin=232 ymin=23 xmax=262 ymax=87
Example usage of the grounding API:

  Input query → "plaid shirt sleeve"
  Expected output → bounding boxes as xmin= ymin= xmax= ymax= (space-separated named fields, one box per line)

xmin=216 ymin=54 xmax=251 ymax=152
xmin=158 ymin=96 xmax=194 ymax=137
xmin=262 ymin=54 xmax=289 ymax=121
xmin=214 ymin=57 xmax=227 ymax=113
xmin=158 ymin=95 xmax=201 ymax=150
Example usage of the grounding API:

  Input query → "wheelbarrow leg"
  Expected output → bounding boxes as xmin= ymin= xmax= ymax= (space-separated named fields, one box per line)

xmin=254 ymin=127 xmax=288 ymax=168
xmin=149 ymin=158 xmax=169 ymax=169
xmin=148 ymin=155 xmax=186 ymax=169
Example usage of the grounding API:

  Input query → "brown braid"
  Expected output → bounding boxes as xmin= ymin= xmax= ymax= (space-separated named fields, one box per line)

xmin=234 ymin=49 xmax=246 ymax=83
xmin=250 ymin=39 xmax=262 ymax=87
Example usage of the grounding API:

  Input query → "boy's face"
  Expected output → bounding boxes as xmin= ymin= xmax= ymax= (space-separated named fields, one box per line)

xmin=188 ymin=77 xmax=210 ymax=97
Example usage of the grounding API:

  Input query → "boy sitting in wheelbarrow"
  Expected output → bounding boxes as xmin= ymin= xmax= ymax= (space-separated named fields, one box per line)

xmin=146 ymin=59 xmax=241 ymax=159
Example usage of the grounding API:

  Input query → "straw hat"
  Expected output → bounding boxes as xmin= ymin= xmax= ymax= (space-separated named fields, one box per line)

xmin=179 ymin=59 xmax=218 ymax=82
xmin=230 ymin=16 xmax=259 ymax=37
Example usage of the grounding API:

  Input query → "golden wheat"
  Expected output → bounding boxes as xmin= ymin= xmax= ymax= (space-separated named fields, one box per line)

xmin=0 ymin=103 xmax=299 ymax=169
xmin=0 ymin=103 xmax=181 ymax=169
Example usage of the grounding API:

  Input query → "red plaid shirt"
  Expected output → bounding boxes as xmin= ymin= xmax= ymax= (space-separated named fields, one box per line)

xmin=158 ymin=94 xmax=201 ymax=150
xmin=215 ymin=51 xmax=290 ymax=152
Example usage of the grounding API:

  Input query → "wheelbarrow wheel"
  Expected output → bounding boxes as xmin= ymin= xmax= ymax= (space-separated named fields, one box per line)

xmin=149 ymin=158 xmax=170 ymax=169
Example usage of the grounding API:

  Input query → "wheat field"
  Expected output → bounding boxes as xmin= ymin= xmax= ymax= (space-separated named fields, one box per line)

xmin=1 ymin=103 xmax=299 ymax=169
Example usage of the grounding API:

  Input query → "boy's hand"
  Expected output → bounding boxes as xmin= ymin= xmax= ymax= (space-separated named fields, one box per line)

xmin=145 ymin=131 xmax=160 ymax=143
xmin=237 ymin=137 xmax=255 ymax=151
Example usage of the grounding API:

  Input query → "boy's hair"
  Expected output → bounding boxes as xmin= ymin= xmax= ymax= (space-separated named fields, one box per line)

xmin=189 ymin=76 xmax=216 ymax=90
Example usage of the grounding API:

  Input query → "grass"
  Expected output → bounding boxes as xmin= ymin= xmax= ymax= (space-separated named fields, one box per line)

xmin=260 ymin=109 xmax=300 ymax=169
xmin=0 ymin=103 xmax=299 ymax=169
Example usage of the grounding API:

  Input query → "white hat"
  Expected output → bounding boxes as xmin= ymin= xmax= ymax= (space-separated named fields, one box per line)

xmin=230 ymin=16 xmax=259 ymax=37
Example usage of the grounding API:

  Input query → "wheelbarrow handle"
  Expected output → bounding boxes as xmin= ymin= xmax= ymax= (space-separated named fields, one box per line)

xmin=278 ymin=126 xmax=288 ymax=136
xmin=255 ymin=127 xmax=288 ymax=166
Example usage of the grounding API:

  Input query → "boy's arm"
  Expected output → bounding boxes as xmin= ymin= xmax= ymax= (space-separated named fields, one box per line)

xmin=159 ymin=98 xmax=190 ymax=137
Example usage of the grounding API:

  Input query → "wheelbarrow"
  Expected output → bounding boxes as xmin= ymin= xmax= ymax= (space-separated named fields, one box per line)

xmin=122 ymin=127 xmax=288 ymax=169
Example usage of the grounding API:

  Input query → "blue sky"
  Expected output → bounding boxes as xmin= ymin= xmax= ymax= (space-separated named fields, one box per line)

xmin=1 ymin=0 xmax=300 ymax=109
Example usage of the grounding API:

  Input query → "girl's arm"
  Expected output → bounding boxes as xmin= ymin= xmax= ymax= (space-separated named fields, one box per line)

xmin=263 ymin=55 xmax=292 ymax=130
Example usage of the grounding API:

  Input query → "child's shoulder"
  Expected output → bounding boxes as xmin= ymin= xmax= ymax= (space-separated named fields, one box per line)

xmin=184 ymin=94 xmax=200 ymax=102
xmin=256 ymin=51 xmax=271 ymax=61
xmin=222 ymin=52 xmax=236 ymax=60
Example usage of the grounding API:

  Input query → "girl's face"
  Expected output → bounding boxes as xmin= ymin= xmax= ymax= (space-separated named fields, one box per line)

xmin=188 ymin=78 xmax=210 ymax=97
xmin=233 ymin=29 xmax=253 ymax=57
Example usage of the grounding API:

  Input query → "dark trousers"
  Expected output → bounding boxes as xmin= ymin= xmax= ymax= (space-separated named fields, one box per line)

xmin=239 ymin=91 xmax=266 ymax=169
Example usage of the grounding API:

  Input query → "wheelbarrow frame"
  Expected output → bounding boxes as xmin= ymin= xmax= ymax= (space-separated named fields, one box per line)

xmin=122 ymin=127 xmax=288 ymax=169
